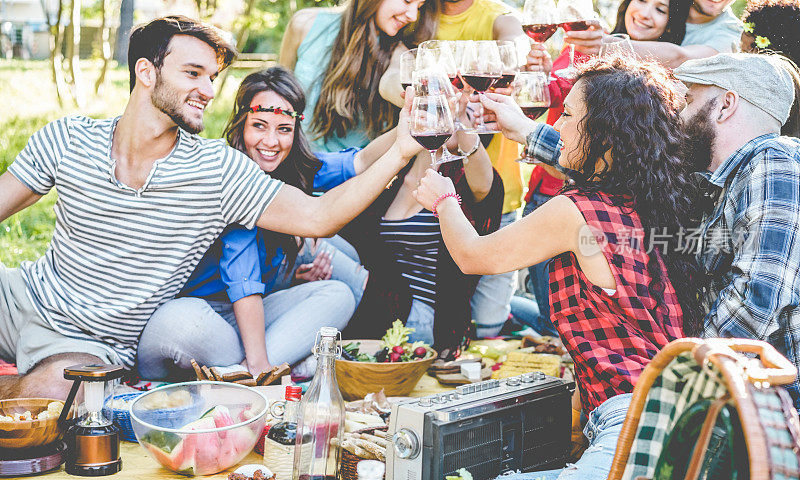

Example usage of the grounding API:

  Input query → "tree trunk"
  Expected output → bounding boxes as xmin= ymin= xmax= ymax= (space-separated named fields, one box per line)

xmin=41 ymin=0 xmax=71 ymax=106
xmin=94 ymin=0 xmax=111 ymax=94
xmin=114 ymin=0 xmax=134 ymax=65
xmin=66 ymin=0 xmax=84 ymax=107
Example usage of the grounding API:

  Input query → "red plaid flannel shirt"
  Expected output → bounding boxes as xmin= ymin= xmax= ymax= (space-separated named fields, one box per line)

xmin=550 ymin=192 xmax=684 ymax=414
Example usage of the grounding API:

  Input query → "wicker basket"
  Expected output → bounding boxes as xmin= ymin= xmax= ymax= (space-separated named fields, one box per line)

xmin=339 ymin=426 xmax=388 ymax=480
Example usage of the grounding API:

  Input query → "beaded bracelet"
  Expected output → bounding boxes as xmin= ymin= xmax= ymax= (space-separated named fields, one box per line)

xmin=431 ymin=192 xmax=462 ymax=218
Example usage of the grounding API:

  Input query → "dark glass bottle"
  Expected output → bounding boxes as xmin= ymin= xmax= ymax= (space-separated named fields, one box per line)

xmin=263 ymin=386 xmax=302 ymax=477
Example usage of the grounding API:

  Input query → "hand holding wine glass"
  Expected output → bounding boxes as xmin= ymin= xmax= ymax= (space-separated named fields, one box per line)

xmin=409 ymin=94 xmax=455 ymax=166
xmin=396 ymin=86 xmax=426 ymax=160
xmin=555 ymin=0 xmax=599 ymax=78
xmin=478 ymin=92 xmax=537 ymax=145
xmin=459 ymin=40 xmax=502 ymax=133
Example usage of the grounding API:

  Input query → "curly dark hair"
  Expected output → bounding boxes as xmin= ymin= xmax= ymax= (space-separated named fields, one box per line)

xmin=223 ymin=67 xmax=323 ymax=271
xmin=562 ymin=57 xmax=703 ymax=335
xmin=611 ymin=0 xmax=691 ymax=44
xmin=743 ymin=0 xmax=800 ymax=137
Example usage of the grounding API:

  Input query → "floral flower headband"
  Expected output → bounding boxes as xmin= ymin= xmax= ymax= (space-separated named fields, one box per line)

xmin=246 ymin=104 xmax=305 ymax=121
xmin=743 ymin=22 xmax=771 ymax=49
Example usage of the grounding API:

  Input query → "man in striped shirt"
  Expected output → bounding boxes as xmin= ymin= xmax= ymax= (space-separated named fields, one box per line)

xmin=0 ymin=16 xmax=421 ymax=399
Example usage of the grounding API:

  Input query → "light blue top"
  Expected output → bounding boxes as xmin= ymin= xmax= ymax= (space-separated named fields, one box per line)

xmin=294 ymin=10 xmax=372 ymax=153
xmin=681 ymin=8 xmax=742 ymax=54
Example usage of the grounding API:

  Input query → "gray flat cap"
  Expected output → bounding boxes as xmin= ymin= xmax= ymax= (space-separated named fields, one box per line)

xmin=674 ymin=53 xmax=795 ymax=124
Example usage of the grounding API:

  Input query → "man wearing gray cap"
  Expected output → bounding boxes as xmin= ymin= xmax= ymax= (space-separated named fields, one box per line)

xmin=675 ymin=52 xmax=800 ymax=408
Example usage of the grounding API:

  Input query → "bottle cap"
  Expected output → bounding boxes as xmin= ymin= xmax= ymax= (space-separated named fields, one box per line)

xmin=319 ymin=326 xmax=339 ymax=337
xmin=285 ymin=385 xmax=302 ymax=401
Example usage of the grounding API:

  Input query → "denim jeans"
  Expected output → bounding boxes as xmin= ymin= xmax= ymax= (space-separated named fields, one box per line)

xmin=136 ymin=280 xmax=355 ymax=379
xmin=274 ymin=235 xmax=368 ymax=305
xmin=470 ymin=211 xmax=519 ymax=338
xmin=405 ymin=300 xmax=435 ymax=345
xmin=497 ymin=393 xmax=632 ymax=480
xmin=521 ymin=193 xmax=557 ymax=336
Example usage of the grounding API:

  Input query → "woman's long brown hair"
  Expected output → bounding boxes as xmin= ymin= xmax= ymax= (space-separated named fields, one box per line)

xmin=310 ymin=0 xmax=438 ymax=142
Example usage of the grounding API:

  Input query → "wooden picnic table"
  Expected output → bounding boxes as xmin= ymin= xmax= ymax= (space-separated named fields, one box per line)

xmin=38 ymin=374 xmax=451 ymax=480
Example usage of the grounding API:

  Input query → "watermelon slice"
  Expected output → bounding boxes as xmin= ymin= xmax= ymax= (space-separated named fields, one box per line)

xmin=140 ymin=430 xmax=195 ymax=475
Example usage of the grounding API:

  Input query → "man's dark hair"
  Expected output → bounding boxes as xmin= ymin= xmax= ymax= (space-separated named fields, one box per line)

xmin=127 ymin=15 xmax=237 ymax=92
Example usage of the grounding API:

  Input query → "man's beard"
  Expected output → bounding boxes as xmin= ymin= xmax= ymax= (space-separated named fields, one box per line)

xmin=151 ymin=72 xmax=204 ymax=134
xmin=681 ymin=99 xmax=717 ymax=172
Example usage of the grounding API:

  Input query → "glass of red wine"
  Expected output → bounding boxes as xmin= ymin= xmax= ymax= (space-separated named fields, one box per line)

xmin=554 ymin=0 xmax=597 ymax=79
xmin=410 ymin=94 xmax=455 ymax=167
xmin=493 ymin=41 xmax=519 ymax=89
xmin=512 ymin=72 xmax=551 ymax=164
xmin=400 ymin=48 xmax=417 ymax=92
xmin=459 ymin=40 xmax=502 ymax=133
xmin=522 ymin=0 xmax=560 ymax=44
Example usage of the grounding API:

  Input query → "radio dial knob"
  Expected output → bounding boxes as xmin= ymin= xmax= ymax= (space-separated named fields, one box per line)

xmin=392 ymin=428 xmax=421 ymax=459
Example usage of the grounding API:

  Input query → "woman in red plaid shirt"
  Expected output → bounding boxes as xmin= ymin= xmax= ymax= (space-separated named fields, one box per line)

xmin=414 ymin=57 xmax=701 ymax=480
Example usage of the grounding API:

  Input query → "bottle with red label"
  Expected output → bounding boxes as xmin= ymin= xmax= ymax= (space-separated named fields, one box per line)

xmin=263 ymin=385 xmax=302 ymax=479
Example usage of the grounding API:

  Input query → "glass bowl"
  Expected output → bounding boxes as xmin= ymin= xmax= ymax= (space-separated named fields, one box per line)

xmin=130 ymin=382 xmax=267 ymax=476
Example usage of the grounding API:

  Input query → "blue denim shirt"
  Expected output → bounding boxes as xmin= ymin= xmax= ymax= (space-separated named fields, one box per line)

xmin=696 ymin=134 xmax=800 ymax=407
xmin=180 ymin=148 xmax=359 ymax=302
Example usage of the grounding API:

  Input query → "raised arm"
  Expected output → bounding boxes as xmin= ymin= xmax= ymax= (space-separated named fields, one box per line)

xmin=256 ymin=90 xmax=422 ymax=237
xmin=279 ymin=8 xmax=318 ymax=70
xmin=0 ymin=171 xmax=43 ymax=223
xmin=413 ymin=170 xmax=583 ymax=274
xmin=630 ymin=41 xmax=719 ymax=69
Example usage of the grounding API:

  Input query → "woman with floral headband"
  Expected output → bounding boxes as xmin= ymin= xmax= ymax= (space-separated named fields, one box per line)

xmin=137 ymin=67 xmax=419 ymax=379
xmin=741 ymin=0 xmax=800 ymax=137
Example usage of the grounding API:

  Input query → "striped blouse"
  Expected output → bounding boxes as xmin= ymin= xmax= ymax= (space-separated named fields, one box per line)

xmin=378 ymin=210 xmax=441 ymax=307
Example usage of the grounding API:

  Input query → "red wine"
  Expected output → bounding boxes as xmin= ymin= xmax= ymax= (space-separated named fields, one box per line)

xmin=401 ymin=82 xmax=412 ymax=90
xmin=523 ymin=24 xmax=559 ymax=42
xmin=412 ymin=132 xmax=452 ymax=151
xmin=491 ymin=73 xmax=516 ymax=89
xmin=450 ymin=75 xmax=463 ymax=90
xmin=561 ymin=20 xmax=591 ymax=31
xmin=521 ymin=105 xmax=549 ymax=119
xmin=461 ymin=74 xmax=499 ymax=92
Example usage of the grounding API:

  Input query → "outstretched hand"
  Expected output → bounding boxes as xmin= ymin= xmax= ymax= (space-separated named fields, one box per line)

xmin=396 ymin=86 xmax=424 ymax=160
xmin=479 ymin=93 xmax=537 ymax=144
xmin=295 ymin=248 xmax=333 ymax=282
xmin=412 ymin=169 xmax=457 ymax=212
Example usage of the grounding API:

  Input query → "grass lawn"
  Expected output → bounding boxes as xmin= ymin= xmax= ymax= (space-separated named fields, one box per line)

xmin=0 ymin=59 xmax=244 ymax=267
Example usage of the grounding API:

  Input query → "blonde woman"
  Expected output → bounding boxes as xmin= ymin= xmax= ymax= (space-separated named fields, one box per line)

xmin=280 ymin=0 xmax=438 ymax=152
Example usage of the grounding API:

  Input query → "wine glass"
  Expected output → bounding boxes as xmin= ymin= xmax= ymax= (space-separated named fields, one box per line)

xmin=459 ymin=40 xmax=502 ymax=133
xmin=599 ymin=33 xmax=635 ymax=59
xmin=400 ymin=48 xmax=417 ymax=91
xmin=512 ymin=72 xmax=551 ymax=164
xmin=493 ymin=41 xmax=519 ymax=89
xmin=410 ymin=94 xmax=455 ymax=167
xmin=522 ymin=0 xmax=560 ymax=44
xmin=555 ymin=0 xmax=597 ymax=79
xmin=412 ymin=69 xmax=464 ymax=163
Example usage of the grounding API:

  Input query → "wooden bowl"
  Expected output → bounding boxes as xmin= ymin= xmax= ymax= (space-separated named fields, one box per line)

xmin=335 ymin=340 xmax=436 ymax=401
xmin=0 ymin=398 xmax=72 ymax=449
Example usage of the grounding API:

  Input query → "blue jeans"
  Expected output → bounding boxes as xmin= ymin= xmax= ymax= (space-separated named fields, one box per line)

xmin=498 ymin=394 xmax=632 ymax=480
xmin=406 ymin=300 xmax=435 ymax=345
xmin=136 ymin=280 xmax=355 ymax=379
xmin=521 ymin=193 xmax=557 ymax=336
xmin=470 ymin=211 xmax=519 ymax=338
xmin=274 ymin=236 xmax=368 ymax=305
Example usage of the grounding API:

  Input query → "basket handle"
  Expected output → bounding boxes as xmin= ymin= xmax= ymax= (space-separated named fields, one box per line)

xmin=693 ymin=338 xmax=797 ymax=386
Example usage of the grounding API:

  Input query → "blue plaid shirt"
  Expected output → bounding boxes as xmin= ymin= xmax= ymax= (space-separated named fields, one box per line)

xmin=525 ymin=125 xmax=800 ymax=407
xmin=696 ymin=134 xmax=800 ymax=407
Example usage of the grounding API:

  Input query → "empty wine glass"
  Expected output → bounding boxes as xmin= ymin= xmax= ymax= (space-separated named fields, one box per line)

xmin=400 ymin=48 xmax=417 ymax=91
xmin=555 ymin=0 xmax=597 ymax=79
xmin=522 ymin=0 xmax=560 ymax=44
xmin=410 ymin=94 xmax=455 ymax=167
xmin=599 ymin=33 xmax=635 ymax=59
xmin=512 ymin=72 xmax=551 ymax=164
xmin=460 ymin=40 xmax=502 ymax=133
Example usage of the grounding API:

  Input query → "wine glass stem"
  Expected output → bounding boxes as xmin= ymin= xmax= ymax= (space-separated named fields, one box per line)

xmin=568 ymin=44 xmax=575 ymax=68
xmin=430 ymin=149 xmax=438 ymax=166
xmin=477 ymin=92 xmax=485 ymax=129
